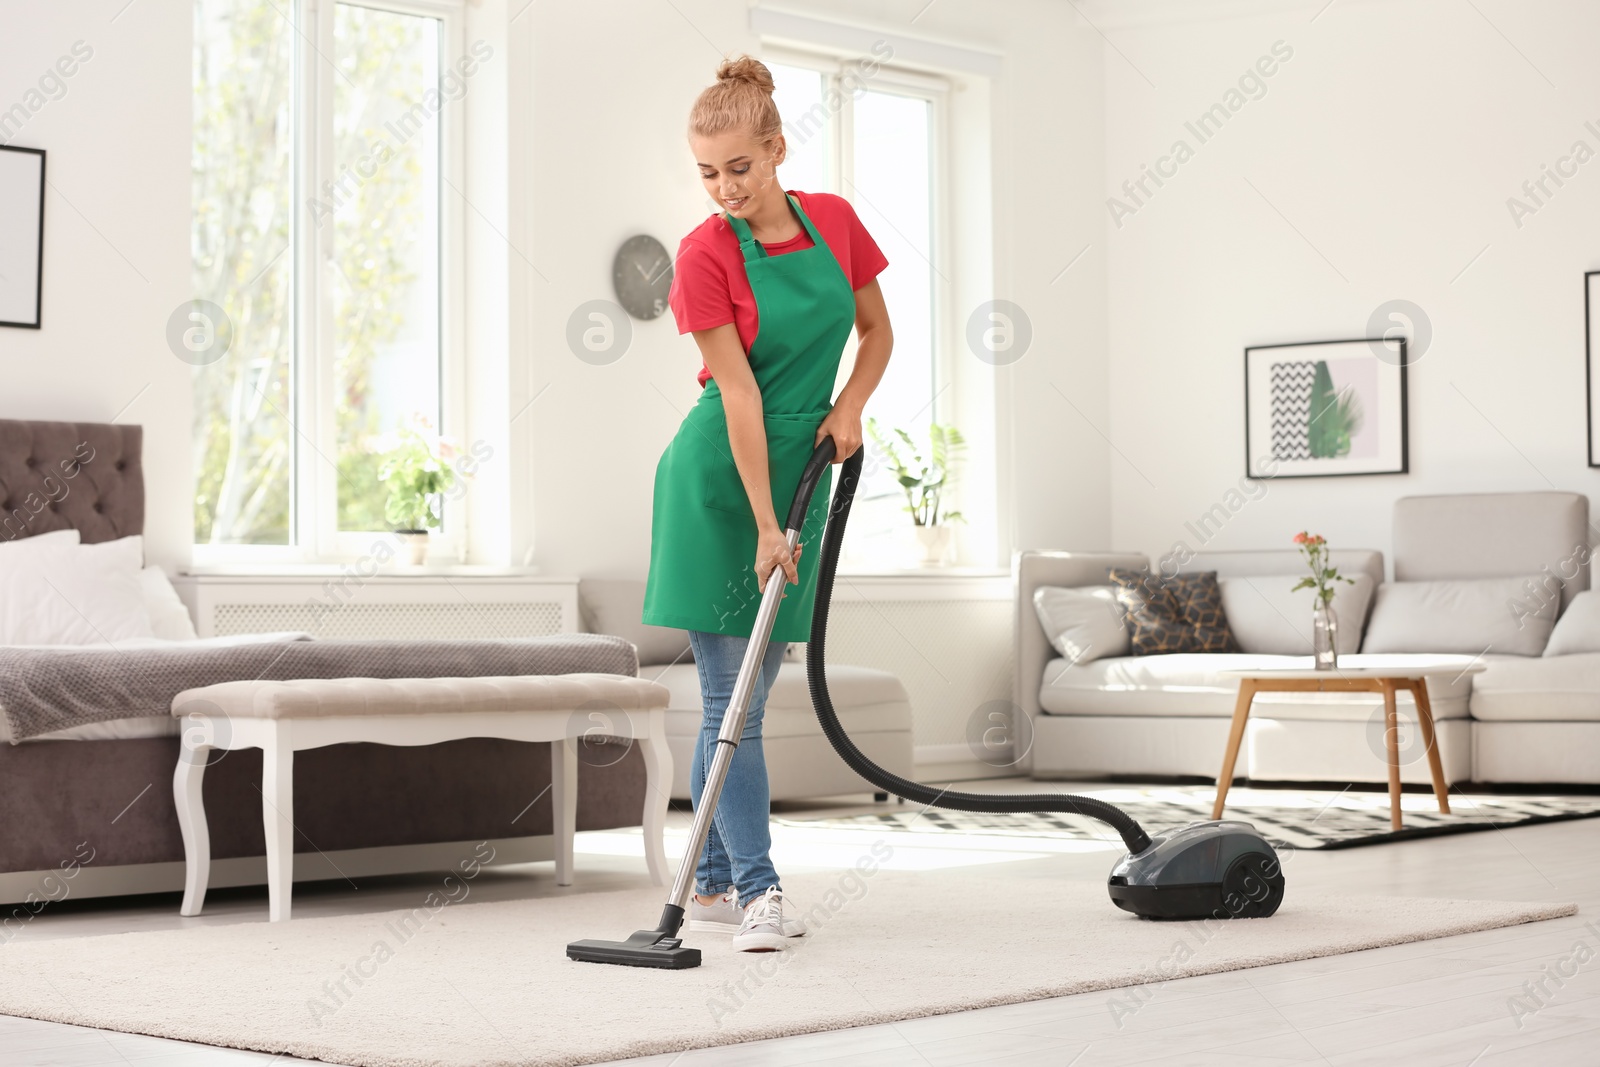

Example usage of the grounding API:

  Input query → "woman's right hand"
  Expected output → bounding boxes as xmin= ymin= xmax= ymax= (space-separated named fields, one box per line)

xmin=756 ymin=524 xmax=802 ymax=593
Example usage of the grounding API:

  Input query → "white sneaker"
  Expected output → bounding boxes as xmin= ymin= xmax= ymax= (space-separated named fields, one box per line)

xmin=733 ymin=886 xmax=800 ymax=952
xmin=691 ymin=889 xmax=806 ymax=937
xmin=687 ymin=890 xmax=741 ymax=933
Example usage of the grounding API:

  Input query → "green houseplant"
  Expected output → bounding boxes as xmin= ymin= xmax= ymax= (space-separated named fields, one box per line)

xmin=864 ymin=418 xmax=967 ymax=566
xmin=378 ymin=425 xmax=458 ymax=564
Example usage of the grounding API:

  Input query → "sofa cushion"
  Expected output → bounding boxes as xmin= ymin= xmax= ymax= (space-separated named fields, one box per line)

xmin=652 ymin=661 xmax=912 ymax=740
xmin=1109 ymin=570 xmax=1238 ymax=655
xmin=1038 ymin=652 xmax=1472 ymax=721
xmin=579 ymin=578 xmax=692 ymax=667
xmin=1032 ymin=584 xmax=1129 ymax=664
xmin=1392 ymin=491 xmax=1588 ymax=612
xmin=1360 ymin=577 xmax=1556 ymax=657
xmin=1468 ymin=653 xmax=1600 ymax=721
xmin=1219 ymin=573 xmax=1375 ymax=656
xmin=1543 ymin=590 xmax=1600 ymax=656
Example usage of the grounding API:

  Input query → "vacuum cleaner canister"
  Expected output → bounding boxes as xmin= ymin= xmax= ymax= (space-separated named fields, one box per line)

xmin=1107 ymin=820 xmax=1285 ymax=920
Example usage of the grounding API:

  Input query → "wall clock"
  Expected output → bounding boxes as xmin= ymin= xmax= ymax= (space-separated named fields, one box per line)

xmin=612 ymin=234 xmax=673 ymax=320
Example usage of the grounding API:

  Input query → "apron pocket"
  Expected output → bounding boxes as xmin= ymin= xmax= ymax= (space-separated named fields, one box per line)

xmin=703 ymin=414 xmax=825 ymax=521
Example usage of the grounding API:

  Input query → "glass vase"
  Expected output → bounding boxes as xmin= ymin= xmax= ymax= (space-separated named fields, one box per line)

xmin=1312 ymin=603 xmax=1338 ymax=671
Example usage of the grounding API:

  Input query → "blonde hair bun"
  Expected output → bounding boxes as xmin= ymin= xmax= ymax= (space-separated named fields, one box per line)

xmin=690 ymin=54 xmax=782 ymax=143
xmin=715 ymin=55 xmax=775 ymax=95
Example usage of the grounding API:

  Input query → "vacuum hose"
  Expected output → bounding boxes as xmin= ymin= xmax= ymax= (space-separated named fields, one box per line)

xmin=797 ymin=440 xmax=1154 ymax=857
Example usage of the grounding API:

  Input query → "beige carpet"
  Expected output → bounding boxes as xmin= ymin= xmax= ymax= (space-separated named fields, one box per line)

xmin=0 ymin=868 xmax=1575 ymax=1067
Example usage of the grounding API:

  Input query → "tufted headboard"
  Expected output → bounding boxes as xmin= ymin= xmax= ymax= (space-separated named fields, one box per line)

xmin=0 ymin=420 xmax=144 ymax=543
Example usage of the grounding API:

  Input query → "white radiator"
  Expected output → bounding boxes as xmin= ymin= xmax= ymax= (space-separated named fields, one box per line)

xmin=174 ymin=574 xmax=580 ymax=641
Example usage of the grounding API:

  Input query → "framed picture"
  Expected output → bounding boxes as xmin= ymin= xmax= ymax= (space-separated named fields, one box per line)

xmin=0 ymin=145 xmax=45 ymax=329
xmin=1586 ymin=271 xmax=1600 ymax=466
xmin=1244 ymin=337 xmax=1408 ymax=479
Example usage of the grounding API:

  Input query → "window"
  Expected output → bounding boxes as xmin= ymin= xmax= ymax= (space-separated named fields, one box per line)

xmin=192 ymin=0 xmax=463 ymax=560
xmin=766 ymin=52 xmax=952 ymax=567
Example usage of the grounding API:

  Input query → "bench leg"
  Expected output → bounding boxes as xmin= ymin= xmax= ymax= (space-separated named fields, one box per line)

xmin=174 ymin=738 xmax=211 ymax=917
xmin=552 ymin=738 xmax=577 ymax=886
xmin=261 ymin=722 xmax=295 ymax=922
xmin=639 ymin=711 xmax=670 ymax=887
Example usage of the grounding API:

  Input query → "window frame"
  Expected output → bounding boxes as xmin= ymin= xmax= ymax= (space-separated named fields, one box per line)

xmin=191 ymin=0 xmax=468 ymax=567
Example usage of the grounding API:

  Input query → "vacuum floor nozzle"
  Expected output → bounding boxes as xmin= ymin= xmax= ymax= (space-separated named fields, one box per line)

xmin=565 ymin=930 xmax=702 ymax=969
xmin=567 ymin=904 xmax=702 ymax=969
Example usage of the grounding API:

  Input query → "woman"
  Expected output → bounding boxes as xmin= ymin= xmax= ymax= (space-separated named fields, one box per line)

xmin=640 ymin=55 xmax=893 ymax=953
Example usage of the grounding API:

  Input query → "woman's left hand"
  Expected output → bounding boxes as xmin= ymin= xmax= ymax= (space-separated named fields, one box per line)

xmin=815 ymin=402 xmax=863 ymax=465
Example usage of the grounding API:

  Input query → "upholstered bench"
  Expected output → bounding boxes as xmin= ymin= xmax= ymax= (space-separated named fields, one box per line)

xmin=170 ymin=674 xmax=671 ymax=921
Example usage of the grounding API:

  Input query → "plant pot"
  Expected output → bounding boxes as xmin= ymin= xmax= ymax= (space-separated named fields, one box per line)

xmin=395 ymin=530 xmax=429 ymax=566
xmin=914 ymin=524 xmax=952 ymax=567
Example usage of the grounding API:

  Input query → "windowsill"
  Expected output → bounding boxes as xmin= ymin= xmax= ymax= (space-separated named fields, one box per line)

xmin=179 ymin=564 xmax=1002 ymax=581
xmin=835 ymin=566 xmax=1008 ymax=578
xmin=178 ymin=563 xmax=562 ymax=580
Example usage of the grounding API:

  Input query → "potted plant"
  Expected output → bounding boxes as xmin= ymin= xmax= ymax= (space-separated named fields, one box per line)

xmin=864 ymin=418 xmax=967 ymax=567
xmin=1292 ymin=531 xmax=1355 ymax=670
xmin=378 ymin=425 xmax=458 ymax=565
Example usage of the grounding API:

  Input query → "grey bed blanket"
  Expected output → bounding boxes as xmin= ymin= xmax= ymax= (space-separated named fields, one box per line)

xmin=0 ymin=633 xmax=638 ymax=742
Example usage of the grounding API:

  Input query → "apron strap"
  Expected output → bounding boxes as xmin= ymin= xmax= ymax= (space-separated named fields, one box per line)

xmin=724 ymin=194 xmax=817 ymax=263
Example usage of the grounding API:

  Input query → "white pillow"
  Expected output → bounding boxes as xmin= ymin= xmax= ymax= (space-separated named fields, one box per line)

xmin=0 ymin=529 xmax=80 ymax=552
xmin=1219 ymin=573 xmax=1374 ymax=655
xmin=1542 ymin=589 xmax=1600 ymax=656
xmin=0 ymin=534 xmax=155 ymax=645
xmin=1360 ymin=576 xmax=1556 ymax=657
xmin=140 ymin=565 xmax=198 ymax=641
xmin=1033 ymin=584 xmax=1129 ymax=664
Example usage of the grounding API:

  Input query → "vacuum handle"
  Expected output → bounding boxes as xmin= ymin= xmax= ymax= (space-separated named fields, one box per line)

xmin=784 ymin=437 xmax=838 ymax=532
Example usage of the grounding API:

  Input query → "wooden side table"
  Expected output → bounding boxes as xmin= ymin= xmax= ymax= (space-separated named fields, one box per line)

xmin=1214 ymin=658 xmax=1483 ymax=830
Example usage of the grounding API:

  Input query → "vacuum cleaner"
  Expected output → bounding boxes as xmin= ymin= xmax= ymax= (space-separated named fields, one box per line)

xmin=568 ymin=439 xmax=1284 ymax=969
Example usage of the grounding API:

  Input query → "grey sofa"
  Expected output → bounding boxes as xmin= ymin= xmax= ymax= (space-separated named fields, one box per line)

xmin=578 ymin=579 xmax=915 ymax=801
xmin=1015 ymin=490 xmax=1600 ymax=786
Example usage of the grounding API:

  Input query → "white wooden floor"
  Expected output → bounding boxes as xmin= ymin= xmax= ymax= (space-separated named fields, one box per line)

xmin=3 ymin=781 xmax=1597 ymax=1066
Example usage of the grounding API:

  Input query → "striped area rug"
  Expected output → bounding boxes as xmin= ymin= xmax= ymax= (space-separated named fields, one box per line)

xmin=779 ymin=785 xmax=1600 ymax=850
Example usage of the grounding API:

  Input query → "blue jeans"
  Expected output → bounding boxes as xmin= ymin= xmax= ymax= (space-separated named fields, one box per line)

xmin=687 ymin=629 xmax=788 ymax=908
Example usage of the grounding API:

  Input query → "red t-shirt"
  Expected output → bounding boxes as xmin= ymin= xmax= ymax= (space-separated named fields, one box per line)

xmin=668 ymin=190 xmax=888 ymax=387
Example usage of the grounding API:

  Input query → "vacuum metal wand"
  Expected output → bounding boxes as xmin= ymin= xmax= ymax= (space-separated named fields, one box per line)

xmin=666 ymin=527 xmax=797 ymax=914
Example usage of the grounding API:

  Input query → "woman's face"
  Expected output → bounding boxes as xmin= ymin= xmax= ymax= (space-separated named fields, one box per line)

xmin=692 ymin=130 xmax=786 ymax=218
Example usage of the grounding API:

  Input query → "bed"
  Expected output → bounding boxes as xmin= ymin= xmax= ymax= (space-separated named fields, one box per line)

xmin=0 ymin=419 xmax=648 ymax=908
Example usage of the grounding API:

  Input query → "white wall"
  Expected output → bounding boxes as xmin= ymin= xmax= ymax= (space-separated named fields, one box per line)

xmin=1101 ymin=0 xmax=1600 ymax=571
xmin=0 ymin=1 xmax=191 ymax=570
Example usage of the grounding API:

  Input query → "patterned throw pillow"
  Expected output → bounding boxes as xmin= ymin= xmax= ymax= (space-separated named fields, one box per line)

xmin=1170 ymin=571 xmax=1240 ymax=653
xmin=1108 ymin=568 xmax=1191 ymax=655
xmin=1108 ymin=569 xmax=1240 ymax=655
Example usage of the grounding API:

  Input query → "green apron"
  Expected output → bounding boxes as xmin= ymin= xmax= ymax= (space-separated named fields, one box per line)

xmin=641 ymin=194 xmax=856 ymax=642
